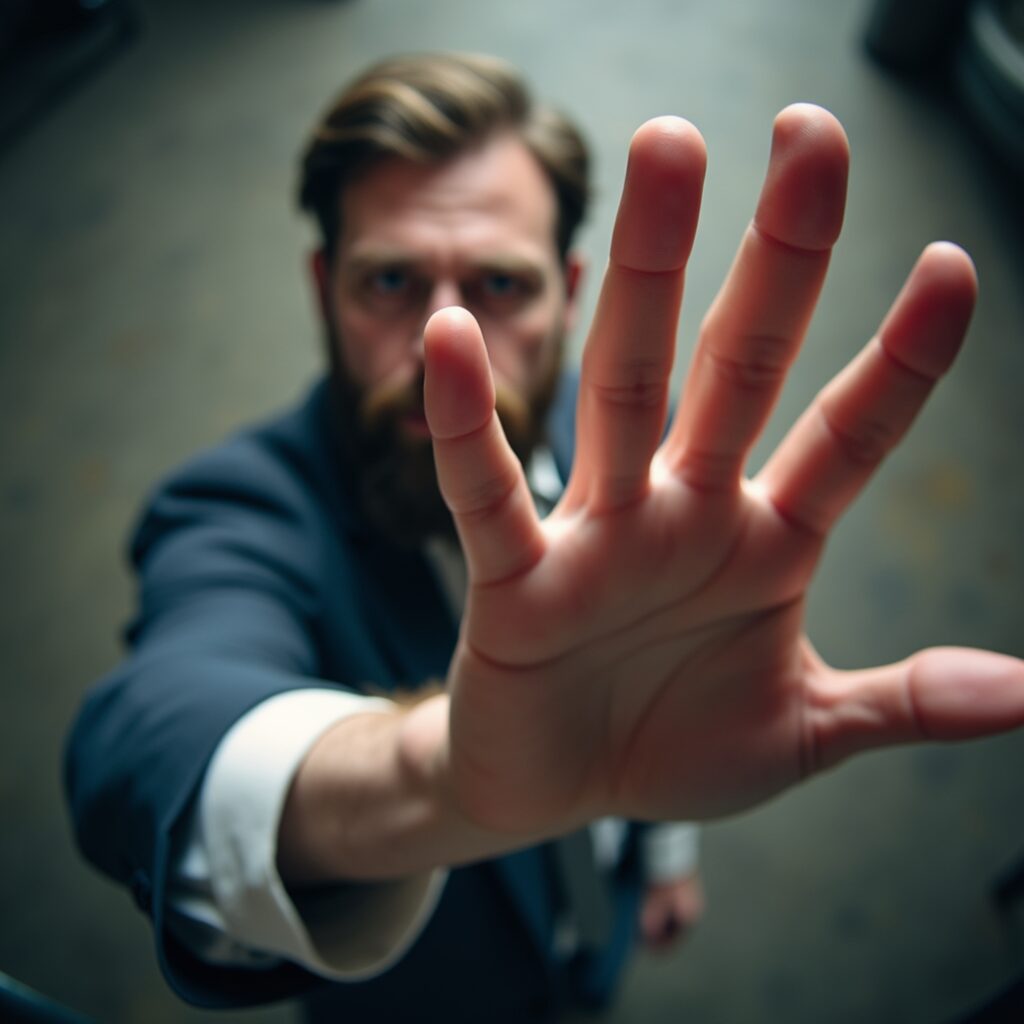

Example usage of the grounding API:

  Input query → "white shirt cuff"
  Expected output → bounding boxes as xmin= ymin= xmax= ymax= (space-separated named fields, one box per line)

xmin=195 ymin=688 xmax=447 ymax=980
xmin=641 ymin=823 xmax=701 ymax=883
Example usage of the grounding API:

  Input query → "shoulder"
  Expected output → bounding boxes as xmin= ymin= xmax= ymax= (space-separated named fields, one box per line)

xmin=128 ymin=378 xmax=347 ymax=594
xmin=133 ymin=380 xmax=333 ymax=537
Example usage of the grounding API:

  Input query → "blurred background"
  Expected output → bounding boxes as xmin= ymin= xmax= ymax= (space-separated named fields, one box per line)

xmin=1 ymin=0 xmax=1022 ymax=1021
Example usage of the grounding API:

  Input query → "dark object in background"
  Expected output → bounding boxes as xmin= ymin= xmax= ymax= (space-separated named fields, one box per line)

xmin=864 ymin=0 xmax=972 ymax=73
xmin=949 ymin=972 xmax=1024 ymax=1023
xmin=993 ymin=848 xmax=1024 ymax=915
xmin=0 ymin=970 xmax=93 ymax=1024
xmin=0 ymin=0 xmax=138 ymax=154
xmin=955 ymin=0 xmax=1024 ymax=173
xmin=961 ymin=851 xmax=1024 ymax=1021
xmin=865 ymin=0 xmax=1024 ymax=177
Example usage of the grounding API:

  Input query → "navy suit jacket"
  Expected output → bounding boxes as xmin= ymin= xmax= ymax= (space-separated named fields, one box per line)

xmin=64 ymin=374 xmax=644 ymax=1019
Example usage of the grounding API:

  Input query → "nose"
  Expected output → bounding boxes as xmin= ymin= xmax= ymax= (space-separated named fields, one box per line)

xmin=425 ymin=278 xmax=462 ymax=319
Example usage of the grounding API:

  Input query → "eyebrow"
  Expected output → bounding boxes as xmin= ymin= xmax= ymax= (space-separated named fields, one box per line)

xmin=345 ymin=249 xmax=547 ymax=278
xmin=345 ymin=250 xmax=417 ymax=273
xmin=468 ymin=254 xmax=546 ymax=277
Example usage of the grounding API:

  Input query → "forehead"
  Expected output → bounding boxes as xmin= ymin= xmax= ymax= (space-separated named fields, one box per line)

xmin=336 ymin=134 xmax=560 ymax=264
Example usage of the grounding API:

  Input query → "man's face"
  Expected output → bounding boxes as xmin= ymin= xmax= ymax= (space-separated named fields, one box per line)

xmin=315 ymin=133 xmax=581 ymax=542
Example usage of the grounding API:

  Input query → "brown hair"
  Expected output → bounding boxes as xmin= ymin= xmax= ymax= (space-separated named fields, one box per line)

xmin=297 ymin=52 xmax=590 ymax=261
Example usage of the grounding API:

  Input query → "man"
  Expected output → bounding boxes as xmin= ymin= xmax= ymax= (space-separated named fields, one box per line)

xmin=65 ymin=53 xmax=1024 ymax=1022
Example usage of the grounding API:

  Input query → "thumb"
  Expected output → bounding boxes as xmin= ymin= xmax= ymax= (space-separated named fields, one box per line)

xmin=423 ymin=307 xmax=544 ymax=585
xmin=809 ymin=648 xmax=1024 ymax=773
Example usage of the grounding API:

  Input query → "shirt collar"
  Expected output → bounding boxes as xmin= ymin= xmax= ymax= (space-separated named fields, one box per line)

xmin=425 ymin=445 xmax=563 ymax=617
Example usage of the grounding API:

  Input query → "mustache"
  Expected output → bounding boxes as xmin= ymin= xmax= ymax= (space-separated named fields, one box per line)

xmin=360 ymin=372 xmax=531 ymax=441
xmin=360 ymin=374 xmax=425 ymax=431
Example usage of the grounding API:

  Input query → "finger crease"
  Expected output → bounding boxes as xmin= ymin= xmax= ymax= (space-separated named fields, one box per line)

xmin=903 ymin=660 xmax=933 ymax=741
xmin=678 ymin=447 xmax=742 ymax=492
xmin=588 ymin=377 xmax=667 ymax=411
xmin=766 ymin=493 xmax=826 ymax=540
xmin=702 ymin=338 xmax=792 ymax=390
xmin=876 ymin=337 xmax=943 ymax=386
xmin=431 ymin=411 xmax=495 ymax=446
xmin=749 ymin=220 xmax=834 ymax=258
xmin=448 ymin=470 xmax=521 ymax=520
xmin=816 ymin=400 xmax=893 ymax=467
xmin=608 ymin=260 xmax=687 ymax=279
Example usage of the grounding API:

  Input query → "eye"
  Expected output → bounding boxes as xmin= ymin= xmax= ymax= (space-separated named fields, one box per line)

xmin=482 ymin=272 xmax=520 ymax=298
xmin=369 ymin=267 xmax=410 ymax=296
xmin=358 ymin=266 xmax=423 ymax=314
xmin=471 ymin=271 xmax=541 ymax=312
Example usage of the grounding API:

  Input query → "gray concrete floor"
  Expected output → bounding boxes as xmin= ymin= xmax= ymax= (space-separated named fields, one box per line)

xmin=1 ymin=1 xmax=1022 ymax=1021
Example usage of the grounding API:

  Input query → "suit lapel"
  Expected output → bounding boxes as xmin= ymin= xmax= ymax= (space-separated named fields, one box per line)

xmin=357 ymin=538 xmax=457 ymax=686
xmin=493 ymin=846 xmax=557 ymax=970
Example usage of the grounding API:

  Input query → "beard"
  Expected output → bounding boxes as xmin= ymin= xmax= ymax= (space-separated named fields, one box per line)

xmin=326 ymin=323 xmax=564 ymax=547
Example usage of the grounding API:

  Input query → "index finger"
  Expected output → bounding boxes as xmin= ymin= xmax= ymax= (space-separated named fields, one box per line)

xmin=567 ymin=117 xmax=706 ymax=512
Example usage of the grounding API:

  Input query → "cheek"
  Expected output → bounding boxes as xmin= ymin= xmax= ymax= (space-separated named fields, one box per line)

xmin=481 ymin=306 xmax=565 ymax=389
xmin=334 ymin=308 xmax=409 ymax=387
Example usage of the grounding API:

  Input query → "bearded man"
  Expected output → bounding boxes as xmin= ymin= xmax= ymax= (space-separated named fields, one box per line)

xmin=65 ymin=52 xmax=1024 ymax=1023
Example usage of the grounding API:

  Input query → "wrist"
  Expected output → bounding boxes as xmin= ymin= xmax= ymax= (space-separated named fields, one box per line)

xmin=277 ymin=694 xmax=523 ymax=888
xmin=276 ymin=708 xmax=408 ymax=885
xmin=396 ymin=694 xmax=519 ymax=863
xmin=395 ymin=693 xmax=451 ymax=804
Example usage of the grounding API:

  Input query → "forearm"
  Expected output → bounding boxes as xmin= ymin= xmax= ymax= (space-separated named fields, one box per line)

xmin=169 ymin=688 xmax=462 ymax=982
xmin=276 ymin=694 xmax=528 ymax=886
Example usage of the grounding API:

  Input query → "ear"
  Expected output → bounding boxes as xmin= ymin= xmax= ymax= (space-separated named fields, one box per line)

xmin=562 ymin=250 xmax=586 ymax=335
xmin=309 ymin=248 xmax=332 ymax=323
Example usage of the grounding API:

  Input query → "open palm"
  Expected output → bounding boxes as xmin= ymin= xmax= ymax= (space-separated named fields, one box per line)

xmin=422 ymin=106 xmax=1024 ymax=839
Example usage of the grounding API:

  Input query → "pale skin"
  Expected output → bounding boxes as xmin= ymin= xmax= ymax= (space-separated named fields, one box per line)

xmin=278 ymin=105 xmax=1024 ymax=951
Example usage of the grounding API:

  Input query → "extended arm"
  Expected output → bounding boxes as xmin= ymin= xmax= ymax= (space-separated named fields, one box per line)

xmin=63 ymin=413 xmax=473 ymax=1000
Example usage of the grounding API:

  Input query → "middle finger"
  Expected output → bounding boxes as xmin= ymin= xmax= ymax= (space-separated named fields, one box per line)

xmin=662 ymin=104 xmax=849 ymax=491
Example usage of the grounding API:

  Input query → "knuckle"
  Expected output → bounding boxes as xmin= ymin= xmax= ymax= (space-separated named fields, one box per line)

xmin=447 ymin=468 xmax=520 ymax=520
xmin=819 ymin=402 xmax=895 ymax=466
xmin=679 ymin=446 xmax=739 ymax=491
xmin=589 ymin=374 xmax=665 ymax=411
xmin=702 ymin=330 xmax=791 ymax=390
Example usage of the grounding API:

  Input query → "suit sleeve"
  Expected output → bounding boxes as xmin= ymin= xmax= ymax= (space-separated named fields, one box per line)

xmin=63 ymin=432 xmax=361 ymax=1007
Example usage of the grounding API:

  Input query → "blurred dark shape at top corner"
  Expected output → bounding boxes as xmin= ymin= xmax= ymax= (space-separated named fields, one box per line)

xmin=864 ymin=0 xmax=974 ymax=75
xmin=1 ymin=0 xmax=124 ymax=53
xmin=0 ymin=0 xmax=139 ymax=155
xmin=864 ymin=0 xmax=1024 ymax=197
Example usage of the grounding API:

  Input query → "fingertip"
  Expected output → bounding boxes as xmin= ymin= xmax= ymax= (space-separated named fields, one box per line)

xmin=756 ymin=103 xmax=850 ymax=251
xmin=879 ymin=243 xmax=978 ymax=379
xmin=908 ymin=647 xmax=1024 ymax=741
xmin=629 ymin=117 xmax=707 ymax=201
xmin=423 ymin=306 xmax=495 ymax=439
xmin=613 ymin=116 xmax=707 ymax=272
xmin=424 ymin=306 xmax=490 ymax=374
xmin=918 ymin=241 xmax=979 ymax=303
xmin=774 ymin=103 xmax=849 ymax=149
xmin=630 ymin=115 xmax=707 ymax=167
xmin=424 ymin=305 xmax=479 ymax=352
xmin=911 ymin=241 xmax=979 ymax=319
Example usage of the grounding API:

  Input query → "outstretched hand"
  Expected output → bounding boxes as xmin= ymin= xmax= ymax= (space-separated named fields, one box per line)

xmin=417 ymin=105 xmax=1024 ymax=839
